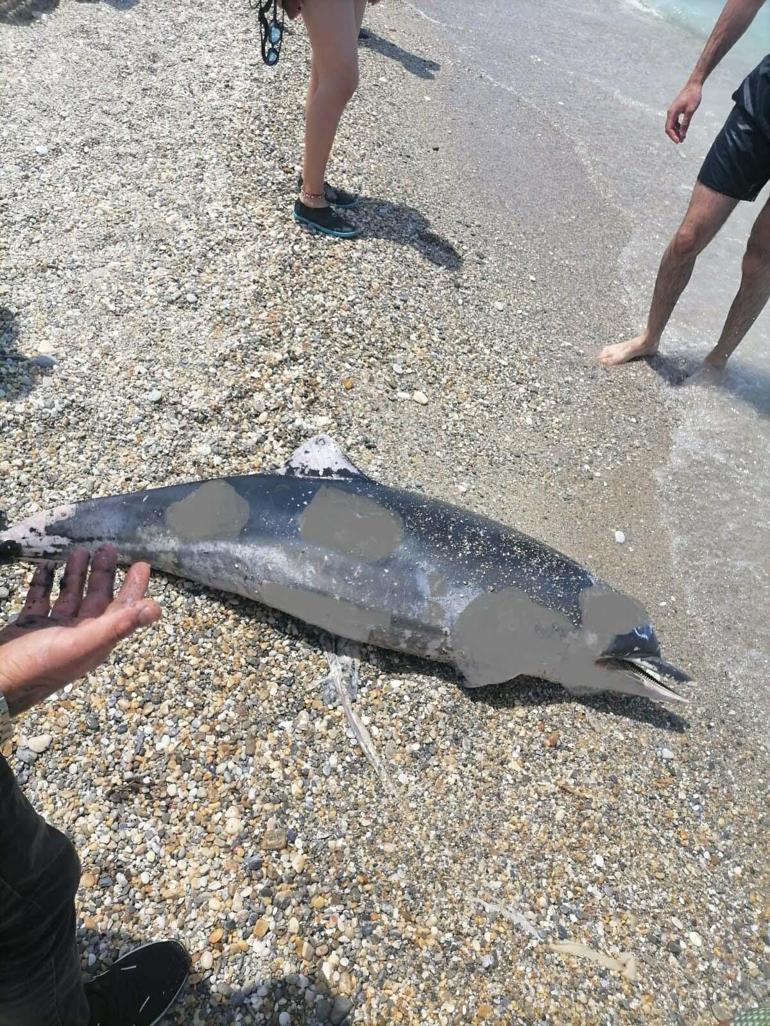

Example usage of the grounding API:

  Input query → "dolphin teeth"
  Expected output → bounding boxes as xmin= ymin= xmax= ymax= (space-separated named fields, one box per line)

xmin=621 ymin=655 xmax=693 ymax=686
xmin=596 ymin=656 xmax=691 ymax=705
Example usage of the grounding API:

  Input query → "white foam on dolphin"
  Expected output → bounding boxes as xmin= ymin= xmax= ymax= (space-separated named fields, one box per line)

xmin=0 ymin=503 xmax=76 ymax=559
xmin=278 ymin=435 xmax=366 ymax=479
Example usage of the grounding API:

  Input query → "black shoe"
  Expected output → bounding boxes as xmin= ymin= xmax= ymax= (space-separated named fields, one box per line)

xmin=297 ymin=176 xmax=358 ymax=208
xmin=293 ymin=200 xmax=361 ymax=238
xmin=85 ymin=940 xmax=190 ymax=1026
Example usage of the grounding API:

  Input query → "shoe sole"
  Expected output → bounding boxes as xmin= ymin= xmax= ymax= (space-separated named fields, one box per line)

xmin=88 ymin=939 xmax=190 ymax=1026
xmin=292 ymin=211 xmax=361 ymax=239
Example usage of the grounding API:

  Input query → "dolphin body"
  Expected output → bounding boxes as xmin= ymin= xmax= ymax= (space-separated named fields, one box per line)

xmin=0 ymin=435 xmax=691 ymax=704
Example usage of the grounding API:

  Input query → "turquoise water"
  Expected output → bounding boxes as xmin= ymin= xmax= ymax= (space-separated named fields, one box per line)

xmin=640 ymin=0 xmax=769 ymax=60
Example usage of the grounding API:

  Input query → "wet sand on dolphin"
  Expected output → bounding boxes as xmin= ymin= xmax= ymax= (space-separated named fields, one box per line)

xmin=0 ymin=1 xmax=768 ymax=1025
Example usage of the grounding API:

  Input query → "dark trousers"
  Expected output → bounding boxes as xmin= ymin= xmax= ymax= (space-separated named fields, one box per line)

xmin=0 ymin=755 xmax=90 ymax=1026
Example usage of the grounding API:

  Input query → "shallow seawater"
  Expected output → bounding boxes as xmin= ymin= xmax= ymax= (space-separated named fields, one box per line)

xmin=630 ymin=0 xmax=770 ymax=61
xmin=656 ymin=359 xmax=770 ymax=749
xmin=412 ymin=0 xmax=770 ymax=746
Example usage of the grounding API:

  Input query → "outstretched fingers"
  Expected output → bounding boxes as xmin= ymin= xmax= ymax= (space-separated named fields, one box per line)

xmin=19 ymin=562 xmax=57 ymax=620
xmin=51 ymin=549 xmax=90 ymax=620
xmin=114 ymin=561 xmax=153 ymax=607
xmin=78 ymin=545 xmax=118 ymax=619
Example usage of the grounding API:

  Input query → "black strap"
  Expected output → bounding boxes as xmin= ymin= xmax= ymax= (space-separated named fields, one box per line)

xmin=251 ymin=0 xmax=284 ymax=66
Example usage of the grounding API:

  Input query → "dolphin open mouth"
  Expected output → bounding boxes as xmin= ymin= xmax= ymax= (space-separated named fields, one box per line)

xmin=598 ymin=655 xmax=693 ymax=704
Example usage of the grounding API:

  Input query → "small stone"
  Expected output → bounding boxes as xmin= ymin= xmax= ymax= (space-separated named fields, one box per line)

xmin=494 ymin=301 xmax=505 ymax=311
xmin=614 ymin=530 xmax=626 ymax=544
xmin=667 ymin=938 xmax=682 ymax=956
xmin=342 ymin=378 xmax=354 ymax=390
xmin=688 ymin=931 xmax=703 ymax=948
xmin=412 ymin=390 xmax=429 ymax=405
xmin=330 ymin=996 xmax=353 ymax=1025
xmin=279 ymin=1014 xmax=291 ymax=1026
xmin=660 ymin=748 xmax=675 ymax=761
xmin=288 ymin=916 xmax=299 ymax=934
xmin=478 ymin=1005 xmax=493 ymax=1020
xmin=35 ymin=145 xmax=48 ymax=156
xmin=594 ymin=854 xmax=605 ymax=868
xmin=145 ymin=389 xmax=163 ymax=403
xmin=253 ymin=918 xmax=269 ymax=939
xmin=261 ymin=828 xmax=287 ymax=851
xmin=291 ymin=852 xmax=307 ymax=873
xmin=26 ymin=734 xmax=52 ymax=754
xmin=209 ymin=927 xmax=224 ymax=945
xmin=16 ymin=749 xmax=38 ymax=765
xmin=0 ymin=587 xmax=9 ymax=600
xmin=32 ymin=355 xmax=56 ymax=369
xmin=199 ymin=951 xmax=213 ymax=970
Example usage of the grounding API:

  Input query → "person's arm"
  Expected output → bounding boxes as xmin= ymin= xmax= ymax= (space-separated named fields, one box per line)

xmin=0 ymin=546 xmax=161 ymax=718
xmin=665 ymin=0 xmax=766 ymax=143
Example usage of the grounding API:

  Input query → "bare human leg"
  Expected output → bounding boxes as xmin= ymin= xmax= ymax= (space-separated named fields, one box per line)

xmin=301 ymin=0 xmax=360 ymax=208
xmin=599 ymin=183 xmax=738 ymax=366
xmin=703 ymin=194 xmax=770 ymax=370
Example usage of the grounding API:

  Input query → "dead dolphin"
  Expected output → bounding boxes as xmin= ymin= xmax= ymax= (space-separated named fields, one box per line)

xmin=0 ymin=435 xmax=692 ymax=704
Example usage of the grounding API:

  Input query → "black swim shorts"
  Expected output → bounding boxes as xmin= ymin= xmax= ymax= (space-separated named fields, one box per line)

xmin=698 ymin=54 xmax=770 ymax=203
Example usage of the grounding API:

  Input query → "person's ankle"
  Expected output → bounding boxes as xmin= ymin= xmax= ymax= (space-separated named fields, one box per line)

xmin=704 ymin=348 xmax=728 ymax=370
xmin=299 ymin=187 xmax=326 ymax=209
xmin=641 ymin=330 xmax=661 ymax=353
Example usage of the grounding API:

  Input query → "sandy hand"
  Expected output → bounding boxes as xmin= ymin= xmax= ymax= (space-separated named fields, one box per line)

xmin=0 ymin=546 xmax=161 ymax=717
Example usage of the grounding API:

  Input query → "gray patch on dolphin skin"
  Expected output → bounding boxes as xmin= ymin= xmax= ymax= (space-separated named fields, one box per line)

xmin=300 ymin=486 xmax=404 ymax=562
xmin=579 ymin=587 xmax=648 ymax=646
xmin=261 ymin=582 xmax=391 ymax=643
xmin=165 ymin=482 xmax=250 ymax=542
xmin=451 ymin=587 xmax=574 ymax=688
xmin=428 ymin=571 xmax=448 ymax=597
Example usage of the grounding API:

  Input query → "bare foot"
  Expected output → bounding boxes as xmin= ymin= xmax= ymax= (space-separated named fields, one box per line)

xmin=599 ymin=333 xmax=659 ymax=367
xmin=703 ymin=349 xmax=728 ymax=372
xmin=683 ymin=362 xmax=724 ymax=388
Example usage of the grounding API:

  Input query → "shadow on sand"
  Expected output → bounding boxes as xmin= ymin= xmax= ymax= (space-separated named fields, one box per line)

xmin=168 ymin=587 xmax=689 ymax=733
xmin=649 ymin=351 xmax=770 ymax=418
xmin=78 ymin=927 xmax=349 ymax=1025
xmin=0 ymin=307 xmax=51 ymax=402
xmin=0 ymin=0 xmax=137 ymax=23
xmin=356 ymin=196 xmax=462 ymax=270
xmin=360 ymin=29 xmax=441 ymax=81
xmin=0 ymin=0 xmax=58 ymax=24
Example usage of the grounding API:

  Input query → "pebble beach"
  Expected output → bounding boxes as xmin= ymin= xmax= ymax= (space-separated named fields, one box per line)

xmin=1 ymin=0 xmax=768 ymax=1024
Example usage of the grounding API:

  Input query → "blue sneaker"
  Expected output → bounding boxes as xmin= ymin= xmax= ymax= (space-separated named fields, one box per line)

xmin=293 ymin=200 xmax=362 ymax=239
xmin=297 ymin=176 xmax=359 ymax=208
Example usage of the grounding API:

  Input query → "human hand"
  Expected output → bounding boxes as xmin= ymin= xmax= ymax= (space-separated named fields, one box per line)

xmin=665 ymin=80 xmax=702 ymax=143
xmin=0 ymin=546 xmax=161 ymax=717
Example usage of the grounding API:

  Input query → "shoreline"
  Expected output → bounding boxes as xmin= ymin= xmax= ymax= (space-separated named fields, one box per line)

xmin=1 ymin=1 xmax=768 ymax=1024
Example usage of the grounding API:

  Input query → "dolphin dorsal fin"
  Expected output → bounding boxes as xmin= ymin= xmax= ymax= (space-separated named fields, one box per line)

xmin=278 ymin=435 xmax=369 ymax=480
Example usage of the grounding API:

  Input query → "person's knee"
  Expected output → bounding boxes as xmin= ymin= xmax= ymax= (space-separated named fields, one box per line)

xmin=323 ymin=61 xmax=359 ymax=104
xmin=742 ymin=234 xmax=770 ymax=279
xmin=671 ymin=221 xmax=708 ymax=260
